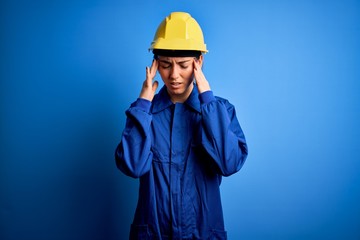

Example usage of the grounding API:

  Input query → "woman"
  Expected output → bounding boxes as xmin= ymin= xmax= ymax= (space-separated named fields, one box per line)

xmin=115 ymin=12 xmax=248 ymax=240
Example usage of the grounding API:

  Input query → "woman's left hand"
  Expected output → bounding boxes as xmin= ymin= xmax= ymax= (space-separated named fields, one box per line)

xmin=193 ymin=59 xmax=211 ymax=93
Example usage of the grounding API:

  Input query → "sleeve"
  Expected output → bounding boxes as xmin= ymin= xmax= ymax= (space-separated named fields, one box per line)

xmin=199 ymin=91 xmax=248 ymax=176
xmin=114 ymin=98 xmax=153 ymax=178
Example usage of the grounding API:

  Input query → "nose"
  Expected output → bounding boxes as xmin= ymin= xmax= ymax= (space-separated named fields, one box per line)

xmin=170 ymin=65 xmax=179 ymax=80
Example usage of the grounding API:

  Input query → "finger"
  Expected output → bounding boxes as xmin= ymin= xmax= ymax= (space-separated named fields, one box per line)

xmin=150 ymin=59 xmax=158 ymax=77
xmin=152 ymin=80 xmax=159 ymax=92
xmin=193 ymin=59 xmax=202 ymax=80
xmin=145 ymin=66 xmax=149 ymax=78
xmin=145 ymin=66 xmax=151 ymax=82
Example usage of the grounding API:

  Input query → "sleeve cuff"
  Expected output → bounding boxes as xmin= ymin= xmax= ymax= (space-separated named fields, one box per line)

xmin=130 ymin=98 xmax=152 ymax=113
xmin=199 ymin=90 xmax=216 ymax=104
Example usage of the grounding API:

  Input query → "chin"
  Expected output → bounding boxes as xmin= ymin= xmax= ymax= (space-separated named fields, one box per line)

xmin=171 ymin=90 xmax=185 ymax=95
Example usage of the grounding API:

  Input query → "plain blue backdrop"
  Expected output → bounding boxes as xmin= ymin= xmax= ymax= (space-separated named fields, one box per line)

xmin=1 ymin=0 xmax=360 ymax=239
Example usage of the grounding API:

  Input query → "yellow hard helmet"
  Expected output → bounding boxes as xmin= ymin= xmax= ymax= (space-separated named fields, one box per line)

xmin=149 ymin=12 xmax=208 ymax=53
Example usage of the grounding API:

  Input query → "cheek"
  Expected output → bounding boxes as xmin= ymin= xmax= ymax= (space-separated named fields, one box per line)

xmin=183 ymin=68 xmax=194 ymax=81
xmin=158 ymin=69 xmax=168 ymax=81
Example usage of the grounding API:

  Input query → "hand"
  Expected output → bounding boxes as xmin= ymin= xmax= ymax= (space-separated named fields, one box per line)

xmin=193 ymin=59 xmax=211 ymax=93
xmin=139 ymin=59 xmax=159 ymax=101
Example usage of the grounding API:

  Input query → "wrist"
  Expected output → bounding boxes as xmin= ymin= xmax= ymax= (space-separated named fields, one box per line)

xmin=197 ymin=82 xmax=211 ymax=94
xmin=199 ymin=90 xmax=215 ymax=104
xmin=131 ymin=98 xmax=152 ymax=113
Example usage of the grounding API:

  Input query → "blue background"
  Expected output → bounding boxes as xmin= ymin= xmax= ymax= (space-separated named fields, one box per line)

xmin=1 ymin=0 xmax=360 ymax=239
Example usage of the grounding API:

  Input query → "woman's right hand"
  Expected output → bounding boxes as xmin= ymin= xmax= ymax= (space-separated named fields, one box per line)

xmin=139 ymin=59 xmax=159 ymax=101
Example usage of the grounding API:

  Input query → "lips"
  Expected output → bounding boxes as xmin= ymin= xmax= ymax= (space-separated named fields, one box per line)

xmin=170 ymin=82 xmax=182 ymax=89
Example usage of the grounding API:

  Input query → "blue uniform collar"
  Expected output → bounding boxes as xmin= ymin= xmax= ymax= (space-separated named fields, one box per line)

xmin=151 ymin=84 xmax=201 ymax=113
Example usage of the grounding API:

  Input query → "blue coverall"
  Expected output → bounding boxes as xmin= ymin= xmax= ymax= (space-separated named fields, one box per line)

xmin=115 ymin=85 xmax=248 ymax=240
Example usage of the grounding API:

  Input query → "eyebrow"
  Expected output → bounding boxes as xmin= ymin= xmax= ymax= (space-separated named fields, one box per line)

xmin=158 ymin=59 xmax=192 ymax=64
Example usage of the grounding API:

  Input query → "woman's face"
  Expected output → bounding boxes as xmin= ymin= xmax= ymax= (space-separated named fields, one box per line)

xmin=157 ymin=55 xmax=203 ymax=103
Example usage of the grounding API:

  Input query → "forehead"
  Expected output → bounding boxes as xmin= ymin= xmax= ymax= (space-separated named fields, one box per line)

xmin=157 ymin=56 xmax=193 ymax=62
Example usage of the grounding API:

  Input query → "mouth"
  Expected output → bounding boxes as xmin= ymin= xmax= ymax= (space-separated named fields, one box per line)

xmin=170 ymin=82 xmax=182 ymax=88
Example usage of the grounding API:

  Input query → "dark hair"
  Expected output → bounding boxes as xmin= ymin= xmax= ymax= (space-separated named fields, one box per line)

xmin=153 ymin=49 xmax=202 ymax=59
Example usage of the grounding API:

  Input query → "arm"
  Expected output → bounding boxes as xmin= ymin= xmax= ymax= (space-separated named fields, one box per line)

xmin=115 ymin=99 xmax=153 ymax=178
xmin=194 ymin=59 xmax=248 ymax=176
xmin=200 ymin=92 xmax=248 ymax=176
xmin=115 ymin=60 xmax=159 ymax=178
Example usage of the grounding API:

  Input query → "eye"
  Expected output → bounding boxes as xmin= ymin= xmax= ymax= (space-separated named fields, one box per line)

xmin=160 ymin=64 xmax=171 ymax=69
xmin=180 ymin=64 xmax=189 ymax=69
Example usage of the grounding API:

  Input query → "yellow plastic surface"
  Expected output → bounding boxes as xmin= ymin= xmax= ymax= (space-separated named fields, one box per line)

xmin=149 ymin=12 xmax=208 ymax=53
